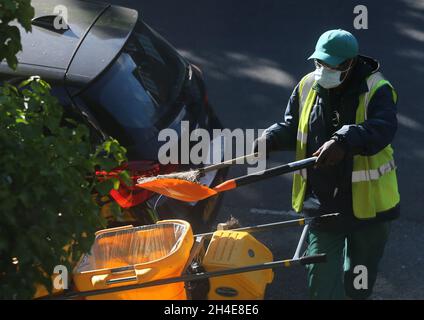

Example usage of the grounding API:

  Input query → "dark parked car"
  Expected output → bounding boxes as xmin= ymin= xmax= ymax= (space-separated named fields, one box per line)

xmin=0 ymin=0 xmax=227 ymax=232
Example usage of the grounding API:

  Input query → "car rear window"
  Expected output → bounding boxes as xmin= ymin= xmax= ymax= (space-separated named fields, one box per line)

xmin=78 ymin=21 xmax=186 ymax=132
xmin=126 ymin=22 xmax=187 ymax=106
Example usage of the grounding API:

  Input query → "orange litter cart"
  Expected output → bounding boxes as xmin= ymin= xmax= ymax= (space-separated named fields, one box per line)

xmin=40 ymin=214 xmax=335 ymax=300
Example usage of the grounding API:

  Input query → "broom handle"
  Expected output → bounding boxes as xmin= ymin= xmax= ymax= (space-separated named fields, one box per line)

xmin=234 ymin=157 xmax=317 ymax=187
xmin=199 ymin=152 xmax=260 ymax=173
xmin=213 ymin=157 xmax=317 ymax=193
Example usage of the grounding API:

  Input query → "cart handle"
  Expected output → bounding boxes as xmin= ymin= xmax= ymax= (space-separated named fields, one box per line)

xmin=195 ymin=213 xmax=339 ymax=238
xmin=299 ymin=253 xmax=326 ymax=265
xmin=91 ymin=267 xmax=157 ymax=287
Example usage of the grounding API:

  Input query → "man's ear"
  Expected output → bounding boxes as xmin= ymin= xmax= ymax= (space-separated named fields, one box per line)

xmin=340 ymin=58 xmax=356 ymax=80
xmin=343 ymin=57 xmax=356 ymax=70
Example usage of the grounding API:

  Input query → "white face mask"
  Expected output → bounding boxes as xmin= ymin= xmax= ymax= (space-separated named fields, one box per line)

xmin=314 ymin=60 xmax=353 ymax=89
xmin=314 ymin=66 xmax=343 ymax=89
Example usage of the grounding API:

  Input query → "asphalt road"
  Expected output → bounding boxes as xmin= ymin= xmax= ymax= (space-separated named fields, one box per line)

xmin=106 ymin=0 xmax=424 ymax=299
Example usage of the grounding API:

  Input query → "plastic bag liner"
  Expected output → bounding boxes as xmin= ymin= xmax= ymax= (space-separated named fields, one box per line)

xmin=77 ymin=222 xmax=189 ymax=271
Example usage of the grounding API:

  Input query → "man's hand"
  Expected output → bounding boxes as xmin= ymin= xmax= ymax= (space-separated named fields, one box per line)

xmin=313 ymin=139 xmax=346 ymax=168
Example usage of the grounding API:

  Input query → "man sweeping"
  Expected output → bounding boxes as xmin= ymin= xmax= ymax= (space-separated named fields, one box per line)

xmin=253 ymin=29 xmax=400 ymax=299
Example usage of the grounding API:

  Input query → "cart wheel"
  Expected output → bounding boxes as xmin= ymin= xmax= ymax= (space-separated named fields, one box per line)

xmin=185 ymin=262 xmax=210 ymax=300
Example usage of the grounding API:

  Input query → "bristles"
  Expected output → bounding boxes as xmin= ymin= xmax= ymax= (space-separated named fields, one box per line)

xmin=137 ymin=169 xmax=201 ymax=185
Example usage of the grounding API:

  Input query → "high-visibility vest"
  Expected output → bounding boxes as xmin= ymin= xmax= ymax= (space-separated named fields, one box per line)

xmin=292 ymin=71 xmax=400 ymax=219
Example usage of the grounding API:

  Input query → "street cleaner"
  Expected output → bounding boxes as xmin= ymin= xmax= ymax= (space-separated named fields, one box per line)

xmin=253 ymin=29 xmax=400 ymax=299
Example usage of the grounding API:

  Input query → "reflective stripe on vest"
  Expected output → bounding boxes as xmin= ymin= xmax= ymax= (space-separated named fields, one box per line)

xmin=293 ymin=71 xmax=400 ymax=219
xmin=351 ymin=159 xmax=396 ymax=182
xmin=292 ymin=73 xmax=315 ymax=212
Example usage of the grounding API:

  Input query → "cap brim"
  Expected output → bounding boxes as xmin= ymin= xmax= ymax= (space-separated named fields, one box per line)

xmin=307 ymin=51 xmax=347 ymax=67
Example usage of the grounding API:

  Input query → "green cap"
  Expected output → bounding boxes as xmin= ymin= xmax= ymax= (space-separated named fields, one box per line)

xmin=308 ymin=29 xmax=359 ymax=67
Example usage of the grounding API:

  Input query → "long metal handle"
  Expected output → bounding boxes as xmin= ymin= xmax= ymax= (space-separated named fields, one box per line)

xmin=195 ymin=213 xmax=339 ymax=239
xmin=200 ymin=152 xmax=259 ymax=173
xmin=293 ymin=224 xmax=310 ymax=259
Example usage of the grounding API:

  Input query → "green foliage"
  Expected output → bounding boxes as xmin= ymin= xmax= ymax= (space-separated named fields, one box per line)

xmin=0 ymin=77 xmax=128 ymax=299
xmin=0 ymin=0 xmax=130 ymax=299
xmin=0 ymin=0 xmax=34 ymax=69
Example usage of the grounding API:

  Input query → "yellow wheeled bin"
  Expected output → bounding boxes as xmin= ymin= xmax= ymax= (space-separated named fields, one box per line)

xmin=73 ymin=219 xmax=194 ymax=300
xmin=202 ymin=230 xmax=274 ymax=300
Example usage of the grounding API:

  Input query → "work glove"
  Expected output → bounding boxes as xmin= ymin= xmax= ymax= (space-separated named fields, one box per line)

xmin=252 ymin=135 xmax=274 ymax=158
xmin=313 ymin=137 xmax=346 ymax=168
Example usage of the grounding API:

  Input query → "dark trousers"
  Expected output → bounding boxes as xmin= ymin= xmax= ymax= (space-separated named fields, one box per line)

xmin=305 ymin=221 xmax=391 ymax=299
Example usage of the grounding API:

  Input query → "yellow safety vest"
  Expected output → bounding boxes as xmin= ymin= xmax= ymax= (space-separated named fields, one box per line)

xmin=292 ymin=71 xmax=400 ymax=219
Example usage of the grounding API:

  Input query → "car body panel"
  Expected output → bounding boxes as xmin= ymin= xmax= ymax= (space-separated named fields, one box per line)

xmin=18 ymin=0 xmax=105 ymax=69
xmin=66 ymin=5 xmax=138 ymax=94
xmin=0 ymin=0 xmax=137 ymax=89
